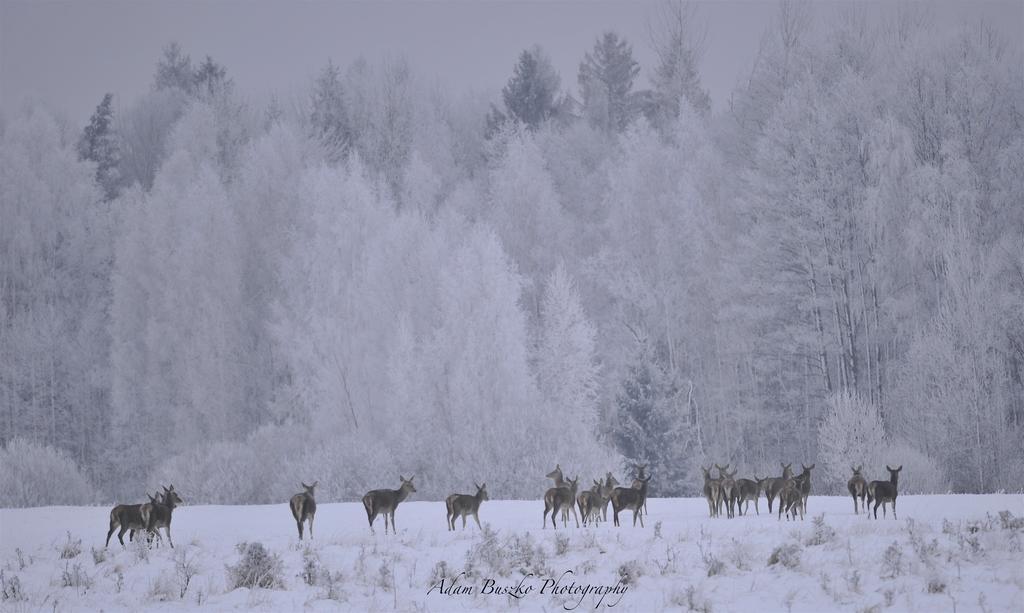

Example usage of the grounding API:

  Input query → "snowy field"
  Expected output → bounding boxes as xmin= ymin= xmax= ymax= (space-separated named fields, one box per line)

xmin=1 ymin=495 xmax=1022 ymax=612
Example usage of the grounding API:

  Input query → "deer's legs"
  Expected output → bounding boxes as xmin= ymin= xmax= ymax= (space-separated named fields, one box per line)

xmin=117 ymin=525 xmax=130 ymax=546
xmin=309 ymin=515 xmax=315 ymax=539
xmin=892 ymin=499 xmax=897 ymax=520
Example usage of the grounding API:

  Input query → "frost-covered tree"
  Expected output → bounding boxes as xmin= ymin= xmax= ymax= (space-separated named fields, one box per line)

xmin=0 ymin=108 xmax=112 ymax=475
xmin=611 ymin=344 xmax=696 ymax=496
xmin=309 ymin=60 xmax=351 ymax=162
xmin=154 ymin=41 xmax=195 ymax=93
xmin=77 ymin=93 xmax=122 ymax=200
xmin=649 ymin=1 xmax=711 ymax=125
xmin=501 ymin=46 xmax=562 ymax=130
xmin=817 ymin=392 xmax=886 ymax=493
xmin=537 ymin=263 xmax=600 ymax=423
xmin=578 ymin=31 xmax=640 ymax=132
xmin=486 ymin=126 xmax=567 ymax=280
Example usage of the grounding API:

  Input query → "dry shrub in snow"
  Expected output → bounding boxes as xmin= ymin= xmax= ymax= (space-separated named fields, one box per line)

xmin=464 ymin=525 xmax=547 ymax=578
xmin=59 ymin=531 xmax=82 ymax=559
xmin=767 ymin=543 xmax=802 ymax=569
xmin=1 ymin=571 xmax=25 ymax=602
xmin=0 ymin=438 xmax=98 ymax=507
xmin=805 ymin=514 xmax=837 ymax=546
xmin=226 ymin=542 xmax=283 ymax=590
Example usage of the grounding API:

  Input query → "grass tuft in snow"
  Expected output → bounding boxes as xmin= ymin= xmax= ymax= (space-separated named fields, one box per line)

xmin=175 ymin=546 xmax=201 ymax=599
xmin=881 ymin=541 xmax=903 ymax=578
xmin=465 ymin=525 xmax=547 ymax=579
xmin=59 ymin=531 xmax=82 ymax=559
xmin=998 ymin=510 xmax=1024 ymax=531
xmin=767 ymin=543 xmax=801 ymax=569
xmin=226 ymin=542 xmax=283 ymax=590
xmin=554 ymin=532 xmax=570 ymax=556
xmin=1 ymin=570 xmax=26 ymax=602
xmin=90 ymin=546 xmax=106 ymax=565
xmin=806 ymin=514 xmax=836 ymax=546
xmin=301 ymin=546 xmax=320 ymax=586
xmin=617 ymin=559 xmax=645 ymax=585
xmin=61 ymin=560 xmax=93 ymax=592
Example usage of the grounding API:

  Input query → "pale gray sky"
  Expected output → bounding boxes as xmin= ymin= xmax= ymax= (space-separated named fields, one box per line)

xmin=1 ymin=0 xmax=1021 ymax=123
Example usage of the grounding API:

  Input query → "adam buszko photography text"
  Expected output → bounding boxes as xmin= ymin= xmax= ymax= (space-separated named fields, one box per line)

xmin=0 ymin=1 xmax=1022 ymax=611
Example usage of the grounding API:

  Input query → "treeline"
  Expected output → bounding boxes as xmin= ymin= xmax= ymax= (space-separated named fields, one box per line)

xmin=1 ymin=2 xmax=1021 ymax=506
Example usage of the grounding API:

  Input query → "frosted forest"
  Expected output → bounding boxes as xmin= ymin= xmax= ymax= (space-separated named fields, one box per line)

xmin=2 ymin=1 xmax=1023 ymax=510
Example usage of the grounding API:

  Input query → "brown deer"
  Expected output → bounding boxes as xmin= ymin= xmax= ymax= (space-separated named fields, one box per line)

xmin=446 ymin=483 xmax=488 ymax=531
xmin=631 ymin=464 xmax=649 ymax=516
xmin=715 ymin=464 xmax=737 ymax=518
xmin=734 ymin=476 xmax=766 ymax=516
xmin=866 ymin=465 xmax=902 ymax=520
xmin=141 ymin=485 xmax=184 ymax=547
xmin=611 ymin=474 xmax=651 ymax=527
xmin=797 ymin=463 xmax=814 ymax=513
xmin=290 ymin=481 xmax=318 ymax=540
xmin=777 ymin=476 xmax=804 ymax=521
xmin=546 ymin=464 xmax=565 ymax=486
xmin=106 ymin=491 xmax=162 ymax=547
xmin=600 ymin=472 xmax=620 ymax=521
xmin=701 ymin=466 xmax=722 ymax=518
xmin=362 ymin=475 xmax=416 ymax=535
xmin=543 ymin=475 xmax=580 ymax=529
xmin=848 ymin=466 xmax=867 ymax=514
xmin=764 ymin=463 xmax=793 ymax=513
xmin=576 ymin=480 xmax=602 ymax=527
xmin=578 ymin=478 xmax=617 ymax=526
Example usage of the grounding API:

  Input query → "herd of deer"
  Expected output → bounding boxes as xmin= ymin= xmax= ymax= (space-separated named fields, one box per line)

xmin=102 ymin=463 xmax=905 ymax=547
xmin=701 ymin=462 xmax=904 ymax=521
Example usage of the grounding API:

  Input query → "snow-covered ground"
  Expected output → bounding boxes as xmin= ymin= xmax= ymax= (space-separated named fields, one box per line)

xmin=1 ymin=494 xmax=1022 ymax=611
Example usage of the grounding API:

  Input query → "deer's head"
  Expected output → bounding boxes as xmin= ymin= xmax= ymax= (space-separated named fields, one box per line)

xmin=781 ymin=463 xmax=793 ymax=478
xmin=400 ymin=475 xmax=417 ymax=493
xmin=851 ymin=465 xmax=863 ymax=476
xmin=162 ymin=485 xmax=184 ymax=507
xmin=546 ymin=464 xmax=563 ymax=480
xmin=606 ymin=472 xmax=619 ymax=488
xmin=475 ymin=482 xmax=489 ymax=501
xmin=301 ymin=481 xmax=318 ymax=496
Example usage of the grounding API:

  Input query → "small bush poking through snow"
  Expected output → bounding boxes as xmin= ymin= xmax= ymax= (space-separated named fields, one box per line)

xmin=131 ymin=534 xmax=149 ymax=562
xmin=670 ymin=585 xmax=711 ymax=613
xmin=703 ymin=551 xmax=725 ymax=577
xmin=14 ymin=548 xmax=29 ymax=570
xmin=1 ymin=571 xmax=26 ymax=602
xmin=301 ymin=546 xmax=320 ymax=586
xmin=429 ymin=560 xmax=453 ymax=587
xmin=998 ymin=510 xmax=1024 ymax=531
xmin=806 ymin=515 xmax=836 ymax=546
xmin=175 ymin=547 xmax=200 ymax=598
xmin=226 ymin=542 xmax=283 ymax=590
xmin=881 ymin=542 xmax=903 ymax=579
xmin=927 ymin=576 xmax=946 ymax=594
xmin=148 ymin=573 xmax=177 ymax=602
xmin=767 ymin=543 xmax=802 ymax=569
xmin=90 ymin=546 xmax=105 ymax=565
xmin=555 ymin=532 xmax=570 ymax=556
xmin=617 ymin=559 xmax=645 ymax=585
xmin=844 ymin=569 xmax=862 ymax=594
xmin=61 ymin=561 xmax=93 ymax=591
xmin=59 ymin=531 xmax=82 ymax=559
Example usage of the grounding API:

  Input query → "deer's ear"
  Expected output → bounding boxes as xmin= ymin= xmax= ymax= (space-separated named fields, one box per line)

xmin=399 ymin=475 xmax=405 ymax=482
xmin=168 ymin=484 xmax=175 ymax=491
